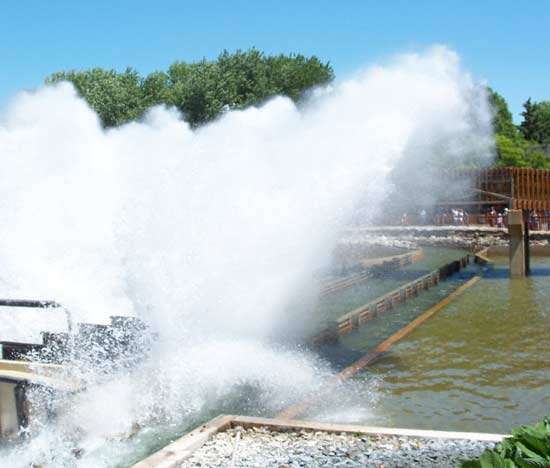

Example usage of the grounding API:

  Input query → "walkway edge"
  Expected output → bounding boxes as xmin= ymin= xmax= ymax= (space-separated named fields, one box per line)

xmin=130 ymin=414 xmax=507 ymax=468
xmin=230 ymin=415 xmax=507 ymax=442
xmin=130 ymin=414 xmax=233 ymax=468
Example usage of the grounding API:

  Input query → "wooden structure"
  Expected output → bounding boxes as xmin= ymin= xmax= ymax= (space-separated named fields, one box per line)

xmin=0 ymin=299 xmax=150 ymax=438
xmin=445 ymin=168 xmax=550 ymax=211
xmin=319 ymin=249 xmax=423 ymax=297
xmin=130 ymin=413 xmax=504 ymax=468
xmin=385 ymin=168 xmax=550 ymax=227
xmin=312 ymin=254 xmax=471 ymax=345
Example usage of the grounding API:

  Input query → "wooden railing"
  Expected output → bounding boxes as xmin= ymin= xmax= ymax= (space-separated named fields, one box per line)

xmin=319 ymin=249 xmax=423 ymax=297
xmin=312 ymin=255 xmax=471 ymax=345
xmin=387 ymin=214 xmax=550 ymax=231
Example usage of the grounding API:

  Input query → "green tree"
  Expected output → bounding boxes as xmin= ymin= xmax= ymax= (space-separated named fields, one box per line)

xmin=168 ymin=60 xmax=230 ymax=124
xmin=493 ymin=135 xmax=550 ymax=168
xmin=519 ymin=98 xmax=550 ymax=144
xmin=532 ymin=101 xmax=550 ymax=144
xmin=141 ymin=71 xmax=170 ymax=108
xmin=46 ymin=49 xmax=334 ymax=128
xmin=488 ymin=87 xmax=517 ymax=139
xmin=46 ymin=67 xmax=145 ymax=127
xmin=165 ymin=49 xmax=334 ymax=125
xmin=266 ymin=53 xmax=334 ymax=101
xmin=494 ymin=134 xmax=528 ymax=167
xmin=519 ymin=98 xmax=539 ymax=141
xmin=525 ymin=149 xmax=550 ymax=169
xmin=488 ymin=91 xmax=550 ymax=168
xmin=216 ymin=48 xmax=272 ymax=108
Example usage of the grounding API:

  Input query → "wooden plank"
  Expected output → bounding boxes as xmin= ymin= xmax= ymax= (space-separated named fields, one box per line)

xmin=230 ymin=415 xmax=507 ymax=442
xmin=130 ymin=415 xmax=234 ymax=468
xmin=519 ymin=168 xmax=524 ymax=200
xmin=531 ymin=169 xmax=535 ymax=205
xmin=358 ymin=309 xmax=375 ymax=324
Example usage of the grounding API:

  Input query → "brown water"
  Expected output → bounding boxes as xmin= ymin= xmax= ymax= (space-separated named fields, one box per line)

xmin=317 ymin=256 xmax=550 ymax=433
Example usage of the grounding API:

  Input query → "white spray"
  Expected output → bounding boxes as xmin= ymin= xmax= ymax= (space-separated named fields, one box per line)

xmin=0 ymin=46 xmax=494 ymax=467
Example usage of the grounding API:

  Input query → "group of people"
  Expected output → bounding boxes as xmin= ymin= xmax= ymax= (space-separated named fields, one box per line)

xmin=451 ymin=208 xmax=468 ymax=226
xmin=398 ymin=206 xmax=549 ymax=230
xmin=488 ymin=207 xmax=550 ymax=230
xmin=525 ymin=209 xmax=550 ymax=231
xmin=487 ymin=206 xmax=508 ymax=228
xmin=431 ymin=208 xmax=470 ymax=226
xmin=399 ymin=206 xmax=505 ymax=227
xmin=400 ymin=208 xmax=468 ymax=226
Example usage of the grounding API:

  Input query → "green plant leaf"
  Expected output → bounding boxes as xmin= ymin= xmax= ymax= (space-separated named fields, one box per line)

xmin=458 ymin=460 xmax=482 ymax=468
xmin=498 ymin=439 xmax=518 ymax=458
xmin=458 ymin=461 xmax=483 ymax=468
xmin=515 ymin=429 xmax=550 ymax=457
xmin=516 ymin=441 xmax=547 ymax=459
xmin=515 ymin=458 xmax=550 ymax=468
xmin=480 ymin=450 xmax=513 ymax=468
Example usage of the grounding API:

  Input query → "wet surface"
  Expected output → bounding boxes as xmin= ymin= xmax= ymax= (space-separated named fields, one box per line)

xmin=3 ymin=247 xmax=526 ymax=467
xmin=312 ymin=256 xmax=550 ymax=434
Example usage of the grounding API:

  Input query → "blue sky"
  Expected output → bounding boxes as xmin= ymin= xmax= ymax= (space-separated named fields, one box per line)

xmin=1 ymin=0 xmax=549 ymax=122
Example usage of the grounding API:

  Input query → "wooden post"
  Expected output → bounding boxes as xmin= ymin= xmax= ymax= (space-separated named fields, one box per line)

xmin=508 ymin=210 xmax=527 ymax=278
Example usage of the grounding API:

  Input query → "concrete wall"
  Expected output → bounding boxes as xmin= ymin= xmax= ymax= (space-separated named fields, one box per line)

xmin=486 ymin=245 xmax=550 ymax=257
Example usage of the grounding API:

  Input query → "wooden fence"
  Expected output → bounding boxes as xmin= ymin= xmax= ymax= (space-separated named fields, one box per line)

xmin=312 ymin=254 xmax=471 ymax=344
xmin=442 ymin=168 xmax=550 ymax=211
xmin=319 ymin=250 xmax=423 ymax=297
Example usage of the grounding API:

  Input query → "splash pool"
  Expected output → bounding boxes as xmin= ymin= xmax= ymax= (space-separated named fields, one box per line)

xmin=310 ymin=255 xmax=550 ymax=434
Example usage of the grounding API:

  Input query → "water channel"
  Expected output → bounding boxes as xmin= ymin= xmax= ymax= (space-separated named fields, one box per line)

xmin=2 ymin=247 xmax=547 ymax=467
xmin=310 ymin=255 xmax=550 ymax=434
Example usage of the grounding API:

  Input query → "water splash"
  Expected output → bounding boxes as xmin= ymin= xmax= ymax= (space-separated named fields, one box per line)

xmin=0 ymin=46 xmax=494 ymax=467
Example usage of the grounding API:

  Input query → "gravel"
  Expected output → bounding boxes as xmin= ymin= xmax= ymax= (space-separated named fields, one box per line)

xmin=179 ymin=426 xmax=494 ymax=468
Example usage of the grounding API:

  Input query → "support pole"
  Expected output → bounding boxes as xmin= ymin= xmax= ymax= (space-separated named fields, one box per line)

xmin=508 ymin=210 xmax=528 ymax=278
xmin=14 ymin=383 xmax=28 ymax=436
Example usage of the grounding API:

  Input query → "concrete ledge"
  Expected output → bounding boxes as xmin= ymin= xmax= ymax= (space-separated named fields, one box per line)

xmin=131 ymin=414 xmax=507 ymax=467
xmin=485 ymin=244 xmax=550 ymax=257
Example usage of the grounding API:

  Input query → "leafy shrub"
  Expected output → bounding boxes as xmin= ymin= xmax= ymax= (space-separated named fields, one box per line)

xmin=458 ymin=417 xmax=550 ymax=468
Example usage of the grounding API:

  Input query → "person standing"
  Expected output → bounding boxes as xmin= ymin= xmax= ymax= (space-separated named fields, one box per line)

xmin=489 ymin=206 xmax=496 ymax=227
xmin=419 ymin=208 xmax=427 ymax=225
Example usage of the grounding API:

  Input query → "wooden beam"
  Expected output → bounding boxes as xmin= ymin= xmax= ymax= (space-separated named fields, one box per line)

xmin=471 ymin=188 xmax=512 ymax=201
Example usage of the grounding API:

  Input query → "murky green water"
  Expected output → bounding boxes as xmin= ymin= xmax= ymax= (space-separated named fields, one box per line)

xmin=313 ymin=256 xmax=550 ymax=434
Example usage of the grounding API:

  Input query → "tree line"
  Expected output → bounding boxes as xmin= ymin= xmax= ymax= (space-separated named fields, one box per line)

xmin=490 ymin=89 xmax=550 ymax=169
xmin=47 ymin=50 xmax=550 ymax=169
xmin=46 ymin=49 xmax=334 ymax=128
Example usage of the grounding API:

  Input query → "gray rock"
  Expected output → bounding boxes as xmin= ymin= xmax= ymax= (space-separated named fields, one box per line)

xmin=178 ymin=427 xmax=493 ymax=468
